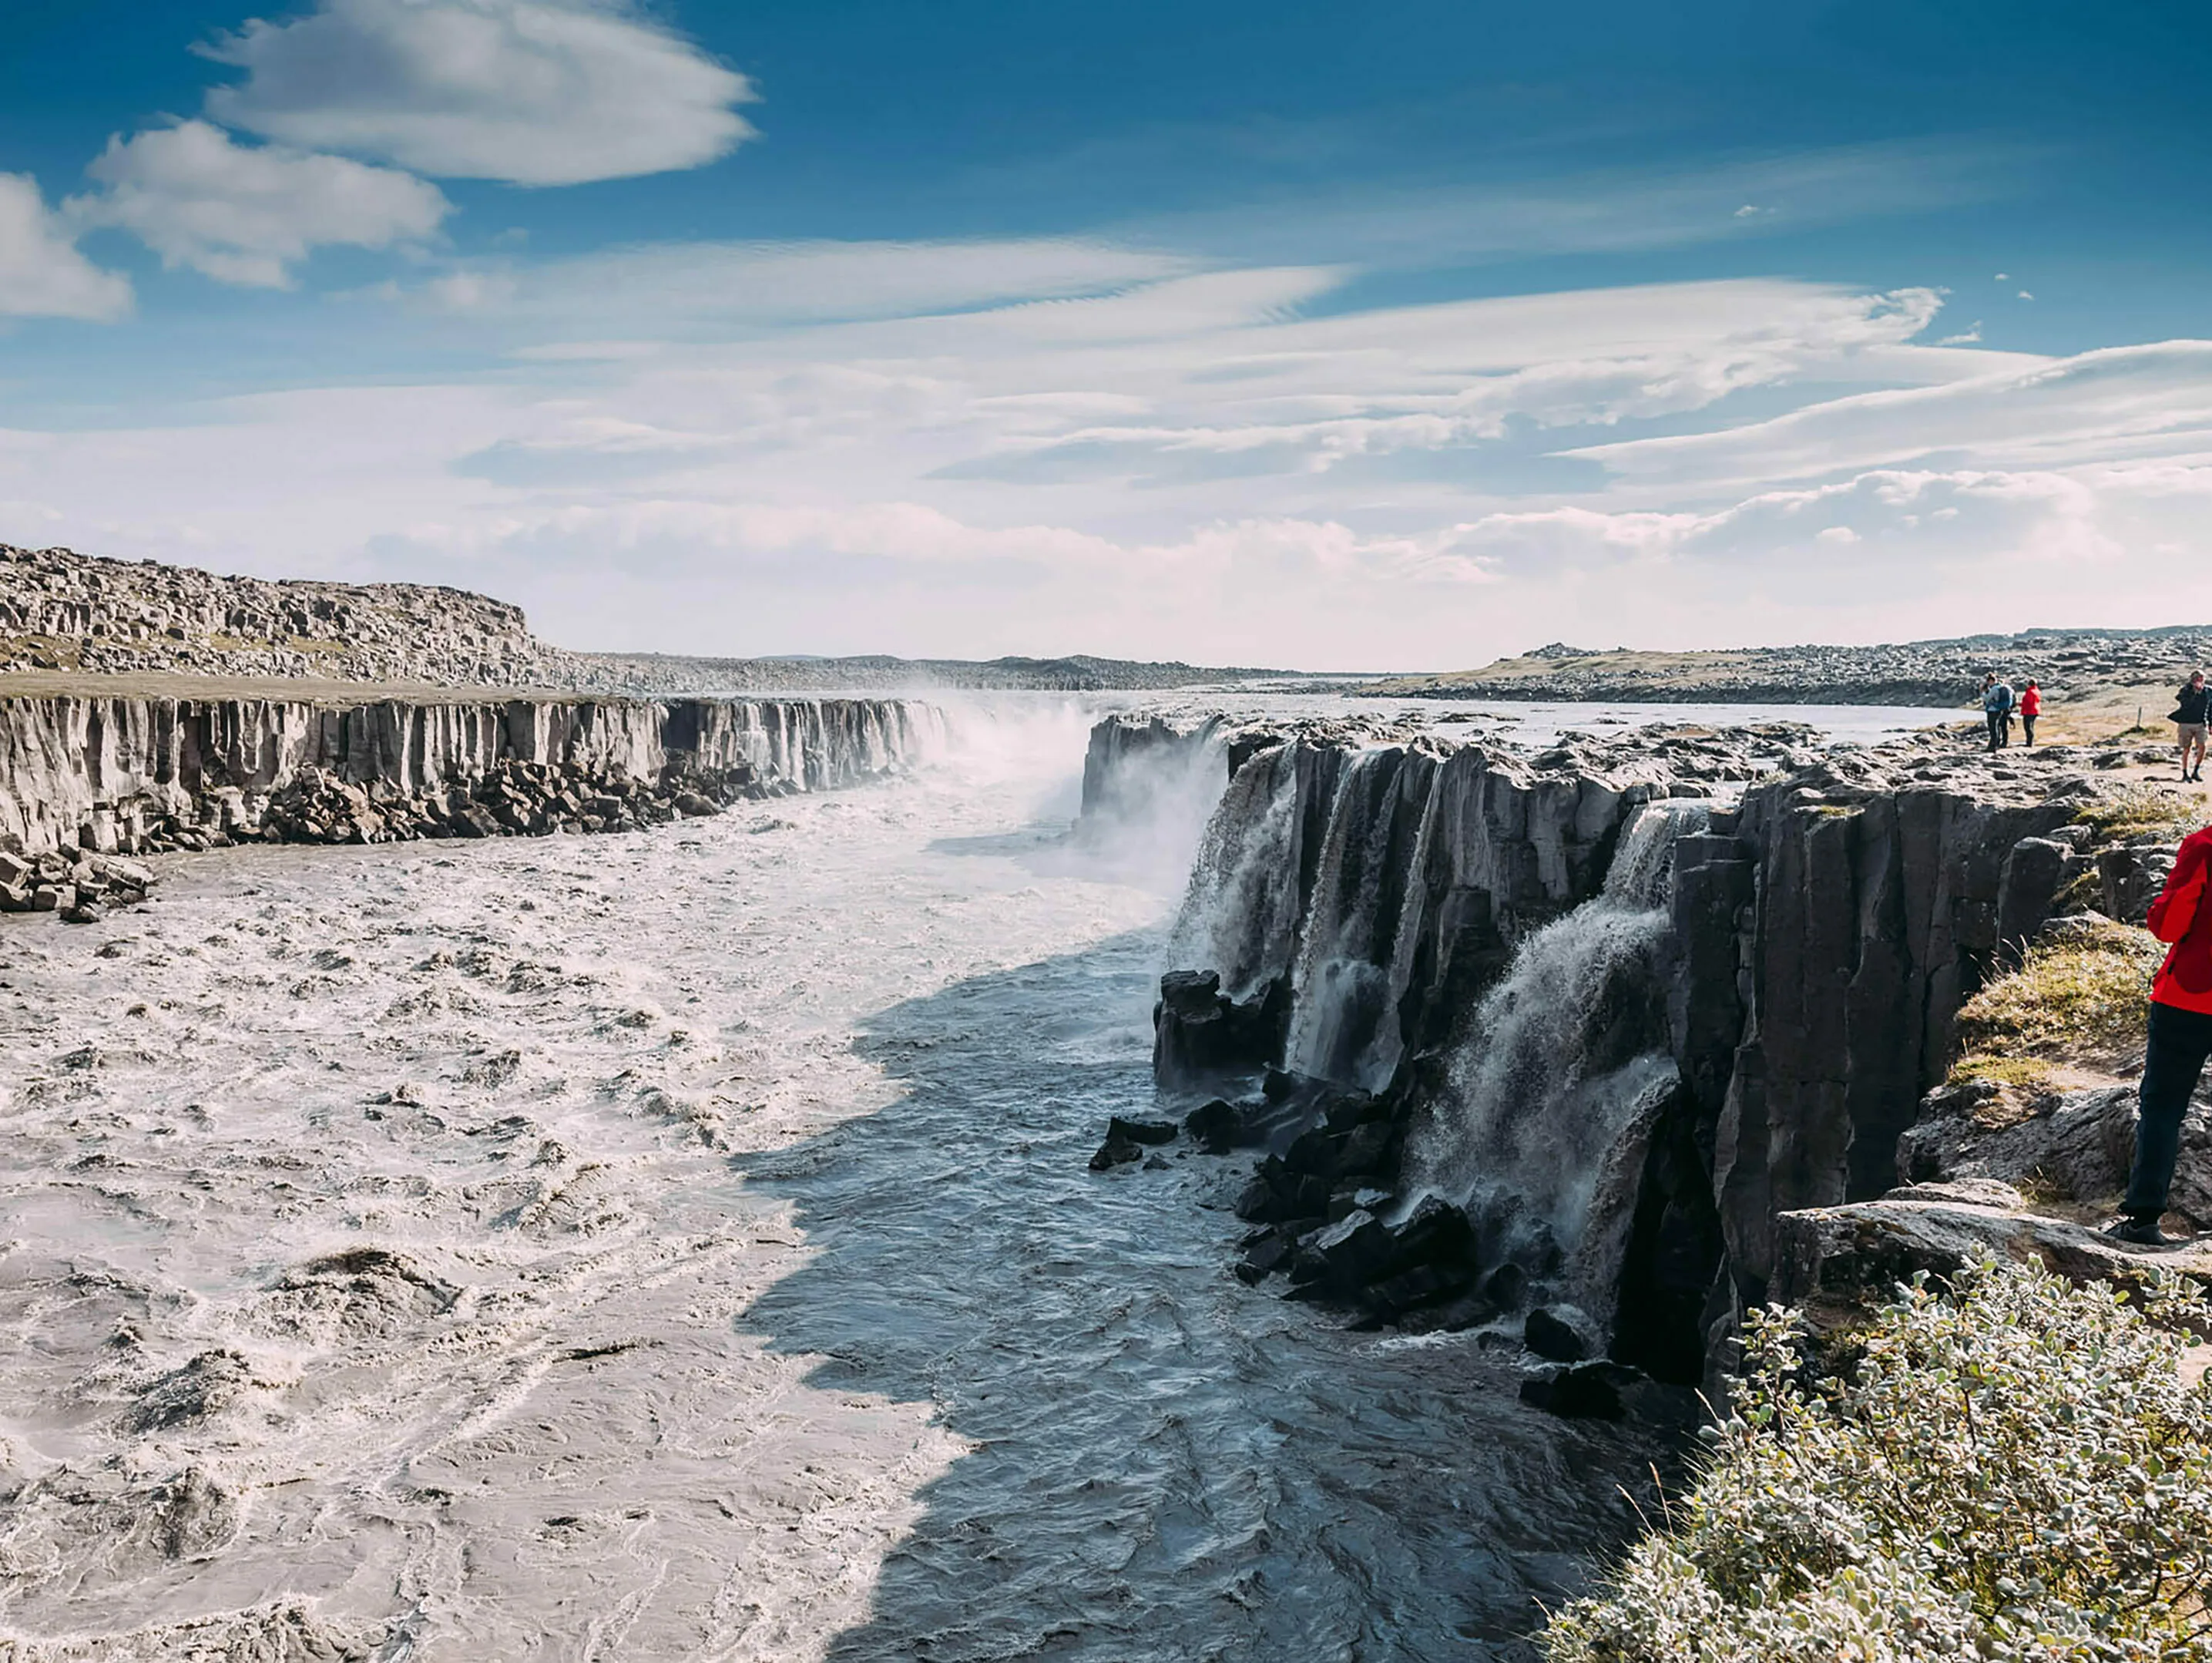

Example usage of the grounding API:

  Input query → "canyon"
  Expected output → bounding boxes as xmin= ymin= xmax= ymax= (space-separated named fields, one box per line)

xmin=3 ymin=544 xmax=2203 ymax=1658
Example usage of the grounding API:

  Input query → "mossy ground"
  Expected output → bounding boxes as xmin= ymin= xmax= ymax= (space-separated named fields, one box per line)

xmin=1952 ymin=917 xmax=2165 ymax=1084
xmin=2073 ymin=782 xmax=2203 ymax=844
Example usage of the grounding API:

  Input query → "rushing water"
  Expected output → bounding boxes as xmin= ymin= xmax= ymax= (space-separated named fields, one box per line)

xmin=1400 ymin=803 xmax=1711 ymax=1330
xmin=0 ymin=697 xmax=1677 ymax=1663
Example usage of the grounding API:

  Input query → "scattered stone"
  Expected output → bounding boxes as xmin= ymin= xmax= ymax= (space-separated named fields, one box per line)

xmin=1108 ymin=1116 xmax=1177 ymax=1146
xmin=1520 ymin=1362 xmax=1641 ymax=1421
xmin=1088 ymin=1131 xmax=1144 ymax=1171
xmin=1523 ymin=1306 xmax=1591 ymax=1363
xmin=1183 ymin=1097 xmax=1244 ymax=1153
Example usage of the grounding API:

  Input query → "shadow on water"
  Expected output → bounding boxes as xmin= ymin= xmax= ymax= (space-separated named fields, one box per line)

xmin=733 ymin=926 xmax=1662 ymax=1663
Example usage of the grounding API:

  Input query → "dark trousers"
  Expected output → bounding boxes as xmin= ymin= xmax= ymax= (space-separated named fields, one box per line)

xmin=2022 ymin=714 xmax=2036 ymax=745
xmin=1985 ymin=712 xmax=2009 ymax=751
xmin=2126 ymin=1002 xmax=2212 ymax=1218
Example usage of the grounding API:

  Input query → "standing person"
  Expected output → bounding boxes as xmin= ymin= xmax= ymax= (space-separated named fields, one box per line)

xmin=1981 ymin=673 xmax=2014 ymax=753
xmin=2108 ymin=815 xmax=2212 ymax=1246
xmin=2019 ymin=679 xmax=2042 ymax=745
xmin=2175 ymin=671 xmax=2209 ymax=782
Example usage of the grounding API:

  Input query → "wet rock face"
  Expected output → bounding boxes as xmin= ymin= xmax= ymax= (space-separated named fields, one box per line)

xmin=0 ymin=692 xmax=931 ymax=858
xmin=1155 ymin=714 xmax=2189 ymax=1379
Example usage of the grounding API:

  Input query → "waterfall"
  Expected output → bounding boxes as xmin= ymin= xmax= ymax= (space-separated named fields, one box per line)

xmin=1401 ymin=800 xmax=1710 ymax=1317
xmin=1168 ymin=742 xmax=1308 ymax=1001
xmin=1281 ymin=747 xmax=1438 ymax=1090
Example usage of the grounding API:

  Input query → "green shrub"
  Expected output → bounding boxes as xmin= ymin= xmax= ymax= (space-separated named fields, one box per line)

xmin=1541 ymin=1260 xmax=2212 ymax=1662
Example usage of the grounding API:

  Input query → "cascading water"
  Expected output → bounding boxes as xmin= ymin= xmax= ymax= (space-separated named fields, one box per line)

xmin=1166 ymin=741 xmax=1307 ymax=1000
xmin=1401 ymin=800 xmax=1711 ymax=1321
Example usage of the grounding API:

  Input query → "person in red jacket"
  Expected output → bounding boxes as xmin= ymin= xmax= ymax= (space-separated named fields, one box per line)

xmin=2019 ymin=680 xmax=2042 ymax=745
xmin=2110 ymin=822 xmax=2212 ymax=1245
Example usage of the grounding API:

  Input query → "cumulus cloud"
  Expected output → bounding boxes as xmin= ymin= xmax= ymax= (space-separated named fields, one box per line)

xmin=201 ymin=0 xmax=757 ymax=186
xmin=0 ymin=173 xmax=131 ymax=320
xmin=73 ymin=120 xmax=448 ymax=287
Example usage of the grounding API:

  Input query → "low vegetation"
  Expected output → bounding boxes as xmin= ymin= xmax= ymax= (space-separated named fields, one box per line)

xmin=2075 ymin=784 xmax=2202 ymax=845
xmin=1541 ymin=1259 xmax=2212 ymax=1662
xmin=1950 ymin=918 xmax=2164 ymax=1083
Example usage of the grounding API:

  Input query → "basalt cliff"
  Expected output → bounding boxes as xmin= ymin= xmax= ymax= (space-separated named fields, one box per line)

xmin=0 ymin=691 xmax=937 ymax=919
xmin=1103 ymin=713 xmax=2196 ymax=1396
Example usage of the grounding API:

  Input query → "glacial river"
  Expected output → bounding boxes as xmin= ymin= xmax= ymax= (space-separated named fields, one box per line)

xmin=0 ymin=698 xmax=1938 ymax=1661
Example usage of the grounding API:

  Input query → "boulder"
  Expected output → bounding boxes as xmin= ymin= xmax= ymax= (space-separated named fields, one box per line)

xmin=1519 ymin=1362 xmax=1638 ymax=1421
xmin=1772 ymin=1198 xmax=2212 ymax=1329
xmin=1087 ymin=1131 xmax=1144 ymax=1171
xmin=1523 ymin=1305 xmax=1590 ymax=1363
xmin=1183 ymin=1097 xmax=1244 ymax=1154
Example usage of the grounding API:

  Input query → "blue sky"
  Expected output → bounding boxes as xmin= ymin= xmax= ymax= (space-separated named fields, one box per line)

xmin=1 ymin=0 xmax=2208 ymax=666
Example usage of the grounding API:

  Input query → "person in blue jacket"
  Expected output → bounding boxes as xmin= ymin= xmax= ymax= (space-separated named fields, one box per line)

xmin=1980 ymin=673 xmax=2015 ymax=753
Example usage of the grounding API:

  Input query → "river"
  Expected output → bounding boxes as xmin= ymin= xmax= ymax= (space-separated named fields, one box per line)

xmin=0 ymin=697 xmax=1937 ymax=1661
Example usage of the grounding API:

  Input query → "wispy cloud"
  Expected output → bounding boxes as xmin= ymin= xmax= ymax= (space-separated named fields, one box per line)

xmin=1566 ymin=341 xmax=2212 ymax=485
xmin=1119 ymin=140 xmax=2032 ymax=270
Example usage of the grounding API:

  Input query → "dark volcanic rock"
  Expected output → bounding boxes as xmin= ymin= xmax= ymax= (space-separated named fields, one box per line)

xmin=1522 ymin=1307 xmax=1590 ymax=1364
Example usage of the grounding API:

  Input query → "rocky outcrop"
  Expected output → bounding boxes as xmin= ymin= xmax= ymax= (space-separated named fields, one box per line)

xmin=0 ymin=543 xmax=556 ymax=686
xmin=1709 ymin=761 xmax=2087 ymax=1311
xmin=1149 ymin=717 xmax=2187 ymax=1382
xmin=1771 ymin=1198 xmax=2212 ymax=1331
xmin=0 ymin=691 xmax=935 ymax=859
xmin=0 ymin=543 xmax=1291 ymax=694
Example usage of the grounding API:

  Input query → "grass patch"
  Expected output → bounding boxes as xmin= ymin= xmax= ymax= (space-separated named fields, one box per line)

xmin=1951 ymin=918 xmax=2163 ymax=1079
xmin=1947 ymin=1053 xmax=2056 ymax=1091
xmin=2074 ymin=783 xmax=2202 ymax=844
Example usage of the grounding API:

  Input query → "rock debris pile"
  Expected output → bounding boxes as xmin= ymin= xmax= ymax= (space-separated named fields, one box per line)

xmin=0 ymin=845 xmax=152 ymax=922
xmin=253 ymin=756 xmax=791 ymax=848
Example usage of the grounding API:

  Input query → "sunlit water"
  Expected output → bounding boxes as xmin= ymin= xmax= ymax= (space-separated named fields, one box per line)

xmin=0 ymin=697 xmax=1903 ymax=1661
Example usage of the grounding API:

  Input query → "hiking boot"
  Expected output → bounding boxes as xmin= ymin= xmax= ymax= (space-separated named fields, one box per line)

xmin=2103 ymin=1214 xmax=2186 ymax=1250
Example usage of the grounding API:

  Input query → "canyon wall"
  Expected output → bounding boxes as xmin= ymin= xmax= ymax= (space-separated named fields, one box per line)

xmin=1140 ymin=715 xmax=2116 ymax=1379
xmin=0 ymin=692 xmax=937 ymax=857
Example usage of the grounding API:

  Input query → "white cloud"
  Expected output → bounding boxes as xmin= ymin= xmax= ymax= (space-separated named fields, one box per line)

xmin=0 ymin=173 xmax=131 ymax=321
xmin=8 ymin=232 xmax=2211 ymax=666
xmin=397 ymin=237 xmax=1198 ymax=326
xmin=202 ymin=0 xmax=757 ymax=186
xmin=73 ymin=121 xmax=448 ymax=287
xmin=1569 ymin=342 xmax=2212 ymax=485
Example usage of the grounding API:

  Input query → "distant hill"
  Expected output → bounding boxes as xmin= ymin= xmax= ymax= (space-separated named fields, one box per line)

xmin=1361 ymin=629 xmax=2212 ymax=708
xmin=559 ymin=650 xmax=1295 ymax=695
